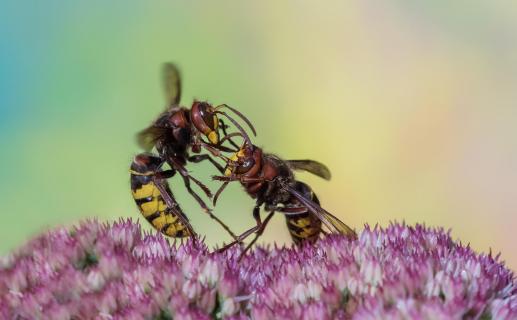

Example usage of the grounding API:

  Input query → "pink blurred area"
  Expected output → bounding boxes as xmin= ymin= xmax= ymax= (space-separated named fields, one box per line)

xmin=1 ymin=1 xmax=516 ymax=270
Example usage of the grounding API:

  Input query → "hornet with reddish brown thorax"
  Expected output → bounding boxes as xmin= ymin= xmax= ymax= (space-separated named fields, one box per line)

xmin=130 ymin=63 xmax=256 ymax=240
xmin=212 ymin=128 xmax=357 ymax=257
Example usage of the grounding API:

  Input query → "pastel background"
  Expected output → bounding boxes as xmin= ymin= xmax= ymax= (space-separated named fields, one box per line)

xmin=1 ymin=2 xmax=516 ymax=270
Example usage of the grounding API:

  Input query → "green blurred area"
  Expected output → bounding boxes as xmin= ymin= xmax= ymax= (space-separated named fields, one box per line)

xmin=1 ymin=1 xmax=517 ymax=270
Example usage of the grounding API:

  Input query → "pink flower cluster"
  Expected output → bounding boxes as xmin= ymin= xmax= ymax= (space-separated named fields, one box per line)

xmin=0 ymin=219 xmax=515 ymax=319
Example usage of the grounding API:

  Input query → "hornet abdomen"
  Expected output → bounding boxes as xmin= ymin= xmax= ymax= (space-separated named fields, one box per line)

xmin=130 ymin=153 xmax=190 ymax=238
xmin=286 ymin=212 xmax=322 ymax=244
xmin=284 ymin=181 xmax=322 ymax=244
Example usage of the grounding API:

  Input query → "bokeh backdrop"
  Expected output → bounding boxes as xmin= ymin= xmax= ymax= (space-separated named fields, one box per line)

xmin=1 ymin=1 xmax=516 ymax=270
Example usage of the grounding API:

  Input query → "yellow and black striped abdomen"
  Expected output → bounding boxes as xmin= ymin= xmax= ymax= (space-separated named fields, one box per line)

xmin=284 ymin=181 xmax=322 ymax=245
xmin=130 ymin=154 xmax=190 ymax=238
xmin=285 ymin=211 xmax=322 ymax=245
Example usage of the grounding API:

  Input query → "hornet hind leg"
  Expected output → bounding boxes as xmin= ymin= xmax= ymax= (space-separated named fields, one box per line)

xmin=169 ymin=156 xmax=239 ymax=242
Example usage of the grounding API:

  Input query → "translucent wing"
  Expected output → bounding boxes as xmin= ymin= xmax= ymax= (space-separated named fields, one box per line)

xmin=135 ymin=63 xmax=179 ymax=150
xmin=287 ymin=160 xmax=331 ymax=180
xmin=281 ymin=181 xmax=356 ymax=239
xmin=136 ymin=126 xmax=168 ymax=151
xmin=162 ymin=63 xmax=182 ymax=107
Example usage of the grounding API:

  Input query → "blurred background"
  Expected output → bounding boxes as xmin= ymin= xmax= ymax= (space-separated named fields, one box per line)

xmin=1 ymin=1 xmax=516 ymax=270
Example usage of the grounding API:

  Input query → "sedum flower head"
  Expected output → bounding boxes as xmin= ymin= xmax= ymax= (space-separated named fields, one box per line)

xmin=0 ymin=219 xmax=515 ymax=319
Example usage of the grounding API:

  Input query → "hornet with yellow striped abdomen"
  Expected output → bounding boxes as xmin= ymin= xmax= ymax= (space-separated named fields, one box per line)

xmin=211 ymin=127 xmax=357 ymax=257
xmin=131 ymin=63 xmax=256 ymax=240
xmin=130 ymin=153 xmax=194 ymax=237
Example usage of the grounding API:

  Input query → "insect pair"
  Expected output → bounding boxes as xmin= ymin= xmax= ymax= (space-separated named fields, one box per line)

xmin=130 ymin=63 xmax=356 ymax=254
xmin=130 ymin=63 xmax=254 ymax=241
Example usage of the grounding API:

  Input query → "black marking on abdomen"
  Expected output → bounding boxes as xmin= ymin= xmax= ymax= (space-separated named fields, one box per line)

xmin=161 ymin=223 xmax=172 ymax=233
xmin=146 ymin=212 xmax=161 ymax=223
xmin=286 ymin=211 xmax=322 ymax=245
xmin=135 ymin=196 xmax=153 ymax=207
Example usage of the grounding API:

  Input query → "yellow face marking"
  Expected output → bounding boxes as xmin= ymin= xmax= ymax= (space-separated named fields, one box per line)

xmin=132 ymin=184 xmax=155 ymax=199
xmin=207 ymin=131 xmax=219 ymax=144
xmin=224 ymin=153 xmax=238 ymax=176
xmin=224 ymin=149 xmax=245 ymax=176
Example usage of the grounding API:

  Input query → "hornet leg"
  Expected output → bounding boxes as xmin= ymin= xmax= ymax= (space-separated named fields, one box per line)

xmin=178 ymin=173 xmax=239 ymax=242
xmin=152 ymin=178 xmax=197 ymax=239
xmin=188 ymin=154 xmax=225 ymax=173
xmin=169 ymin=156 xmax=239 ymax=242
xmin=217 ymin=205 xmax=274 ymax=255
xmin=238 ymin=210 xmax=275 ymax=262
xmin=219 ymin=119 xmax=240 ymax=150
